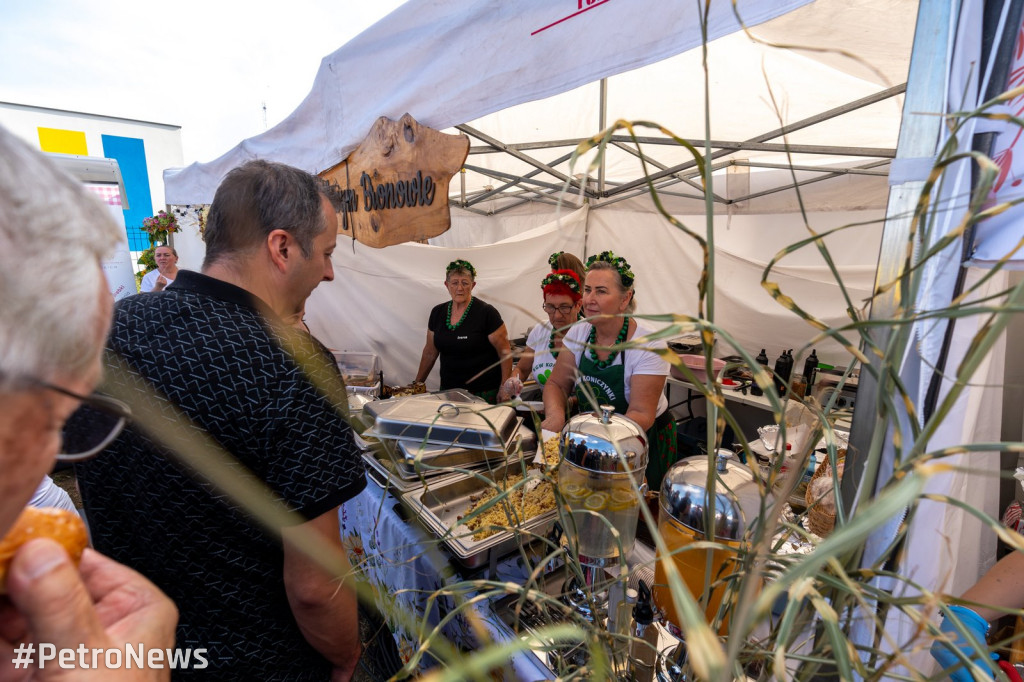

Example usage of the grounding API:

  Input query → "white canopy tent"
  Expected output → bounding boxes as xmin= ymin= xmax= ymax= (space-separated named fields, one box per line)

xmin=166 ymin=0 xmax=916 ymax=379
xmin=162 ymin=0 xmax=1017 ymax=676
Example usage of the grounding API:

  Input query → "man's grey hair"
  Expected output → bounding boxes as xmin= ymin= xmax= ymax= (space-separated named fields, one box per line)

xmin=0 ymin=126 xmax=123 ymax=392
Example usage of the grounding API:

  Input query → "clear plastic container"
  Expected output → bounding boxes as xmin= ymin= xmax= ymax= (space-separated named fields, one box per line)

xmin=331 ymin=351 xmax=380 ymax=387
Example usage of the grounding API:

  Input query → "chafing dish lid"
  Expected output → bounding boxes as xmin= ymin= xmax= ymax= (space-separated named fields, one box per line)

xmin=362 ymin=389 xmax=481 ymax=421
xmin=369 ymin=395 xmax=516 ymax=449
xmin=561 ymin=405 xmax=648 ymax=473
xmin=659 ymin=450 xmax=759 ymax=541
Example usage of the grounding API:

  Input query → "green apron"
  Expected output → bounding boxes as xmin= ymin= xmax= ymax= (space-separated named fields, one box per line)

xmin=575 ymin=353 xmax=628 ymax=415
xmin=574 ymin=352 xmax=677 ymax=490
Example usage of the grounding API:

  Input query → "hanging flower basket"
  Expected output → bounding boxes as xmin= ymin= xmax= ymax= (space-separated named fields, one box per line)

xmin=141 ymin=210 xmax=180 ymax=245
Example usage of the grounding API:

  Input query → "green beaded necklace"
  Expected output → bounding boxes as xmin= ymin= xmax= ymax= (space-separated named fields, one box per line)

xmin=446 ymin=297 xmax=473 ymax=330
xmin=548 ymin=327 xmax=561 ymax=357
xmin=587 ymin=318 xmax=630 ymax=369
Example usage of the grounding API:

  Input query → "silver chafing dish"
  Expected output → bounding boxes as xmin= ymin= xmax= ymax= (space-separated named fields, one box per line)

xmin=364 ymin=391 xmax=517 ymax=449
xmin=401 ymin=459 xmax=557 ymax=569
xmin=395 ymin=425 xmax=536 ymax=477
xmin=359 ymin=391 xmax=535 ymax=494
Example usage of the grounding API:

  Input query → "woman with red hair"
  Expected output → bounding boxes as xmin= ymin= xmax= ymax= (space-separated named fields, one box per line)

xmin=497 ymin=266 xmax=583 ymax=402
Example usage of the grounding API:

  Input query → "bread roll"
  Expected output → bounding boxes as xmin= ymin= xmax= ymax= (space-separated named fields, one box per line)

xmin=0 ymin=506 xmax=87 ymax=594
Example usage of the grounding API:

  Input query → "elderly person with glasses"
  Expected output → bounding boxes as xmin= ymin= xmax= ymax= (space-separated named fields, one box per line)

xmin=497 ymin=255 xmax=586 ymax=403
xmin=0 ymin=125 xmax=176 ymax=679
xmin=414 ymin=259 xmax=512 ymax=403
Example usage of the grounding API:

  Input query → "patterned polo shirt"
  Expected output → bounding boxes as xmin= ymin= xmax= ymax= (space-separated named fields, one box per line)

xmin=76 ymin=270 xmax=366 ymax=681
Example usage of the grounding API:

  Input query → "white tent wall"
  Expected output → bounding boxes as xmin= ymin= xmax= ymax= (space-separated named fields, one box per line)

xmin=300 ymin=203 xmax=884 ymax=387
xmin=304 ymin=207 xmax=589 ymax=387
xmin=585 ymin=208 xmax=883 ymax=364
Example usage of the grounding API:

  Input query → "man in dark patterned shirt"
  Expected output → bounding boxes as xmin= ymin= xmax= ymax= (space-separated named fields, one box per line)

xmin=76 ymin=161 xmax=367 ymax=681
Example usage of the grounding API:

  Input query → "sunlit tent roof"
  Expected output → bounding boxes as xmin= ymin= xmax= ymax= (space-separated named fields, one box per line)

xmin=164 ymin=0 xmax=917 ymax=215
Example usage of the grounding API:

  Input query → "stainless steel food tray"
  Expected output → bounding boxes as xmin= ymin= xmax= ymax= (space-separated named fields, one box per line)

xmin=394 ymin=421 xmax=537 ymax=478
xmin=362 ymin=449 xmax=463 ymax=494
xmin=401 ymin=462 xmax=559 ymax=569
xmin=362 ymin=389 xmax=482 ymax=421
xmin=362 ymin=422 xmax=538 ymax=492
xmin=365 ymin=394 xmax=517 ymax=450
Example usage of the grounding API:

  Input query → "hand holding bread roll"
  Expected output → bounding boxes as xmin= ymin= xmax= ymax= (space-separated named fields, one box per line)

xmin=0 ymin=513 xmax=178 ymax=679
xmin=0 ymin=506 xmax=87 ymax=594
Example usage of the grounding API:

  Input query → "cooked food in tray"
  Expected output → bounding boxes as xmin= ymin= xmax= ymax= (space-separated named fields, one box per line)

xmin=461 ymin=436 xmax=561 ymax=541
xmin=462 ymin=472 xmax=557 ymax=541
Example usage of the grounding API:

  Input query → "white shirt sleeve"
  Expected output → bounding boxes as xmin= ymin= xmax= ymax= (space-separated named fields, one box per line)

xmin=624 ymin=323 xmax=670 ymax=416
xmin=624 ymin=323 xmax=671 ymax=378
xmin=140 ymin=269 xmax=159 ymax=292
xmin=29 ymin=475 xmax=79 ymax=515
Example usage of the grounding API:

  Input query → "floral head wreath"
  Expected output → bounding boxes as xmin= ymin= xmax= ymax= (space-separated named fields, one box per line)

xmin=541 ymin=269 xmax=581 ymax=292
xmin=548 ymin=252 xmax=563 ymax=268
xmin=446 ymin=259 xmax=476 ymax=278
xmin=586 ymin=251 xmax=634 ymax=287
xmin=541 ymin=269 xmax=582 ymax=304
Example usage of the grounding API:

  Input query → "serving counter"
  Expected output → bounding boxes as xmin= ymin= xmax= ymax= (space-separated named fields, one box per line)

xmin=338 ymin=473 xmax=555 ymax=679
xmin=339 ymin=390 xmax=830 ymax=679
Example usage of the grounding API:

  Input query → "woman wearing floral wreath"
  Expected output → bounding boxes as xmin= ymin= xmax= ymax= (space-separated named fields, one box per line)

xmin=497 ymin=264 xmax=584 ymax=403
xmin=541 ymin=251 xmax=677 ymax=488
xmin=414 ymin=259 xmax=512 ymax=403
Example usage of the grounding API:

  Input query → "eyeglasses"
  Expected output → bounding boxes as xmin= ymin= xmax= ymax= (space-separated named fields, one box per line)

xmin=542 ymin=303 xmax=576 ymax=315
xmin=40 ymin=381 xmax=133 ymax=462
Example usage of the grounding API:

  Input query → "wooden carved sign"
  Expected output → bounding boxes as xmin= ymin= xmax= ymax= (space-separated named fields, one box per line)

xmin=319 ymin=114 xmax=469 ymax=248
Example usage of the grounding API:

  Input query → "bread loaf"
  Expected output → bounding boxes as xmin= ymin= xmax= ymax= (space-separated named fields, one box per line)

xmin=0 ymin=506 xmax=87 ymax=593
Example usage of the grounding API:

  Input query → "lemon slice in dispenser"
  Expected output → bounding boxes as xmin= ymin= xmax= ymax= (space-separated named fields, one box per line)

xmin=608 ymin=488 xmax=637 ymax=511
xmin=583 ymin=491 xmax=609 ymax=511
xmin=560 ymin=483 xmax=587 ymax=501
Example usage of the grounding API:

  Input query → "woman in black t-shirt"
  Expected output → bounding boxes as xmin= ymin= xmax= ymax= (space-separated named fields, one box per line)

xmin=413 ymin=259 xmax=512 ymax=403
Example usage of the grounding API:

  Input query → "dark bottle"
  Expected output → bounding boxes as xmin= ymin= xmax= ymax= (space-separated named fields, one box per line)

xmin=772 ymin=349 xmax=791 ymax=396
xmin=783 ymin=350 xmax=795 ymax=383
xmin=630 ymin=581 xmax=657 ymax=682
xmin=803 ymin=349 xmax=819 ymax=393
xmin=751 ymin=348 xmax=769 ymax=396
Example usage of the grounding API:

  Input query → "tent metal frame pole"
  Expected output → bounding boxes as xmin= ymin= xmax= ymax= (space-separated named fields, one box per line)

xmin=598 ymin=78 xmax=608 ymax=194
xmin=465 ymin=151 xmax=575 ymax=206
xmin=452 ymin=79 xmax=906 ymax=217
xmin=491 ymin=189 xmax=572 ymax=214
xmin=610 ymin=139 xmax=728 ymax=202
xmin=728 ymin=159 xmax=893 ymax=204
xmin=466 ymin=138 xmax=585 ymax=154
xmin=730 ymin=160 xmax=890 ymax=176
xmin=600 ymin=84 xmax=904 ymax=196
xmin=812 ymin=1 xmax=953 ymax=678
xmin=594 ymin=160 xmax=733 ymax=208
xmin=457 ymin=124 xmax=591 ymax=194
xmin=604 ymin=142 xmax=896 ymax=197
xmin=469 ymin=137 xmax=897 ymax=157
xmin=462 ymin=163 xmax=580 ymax=196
